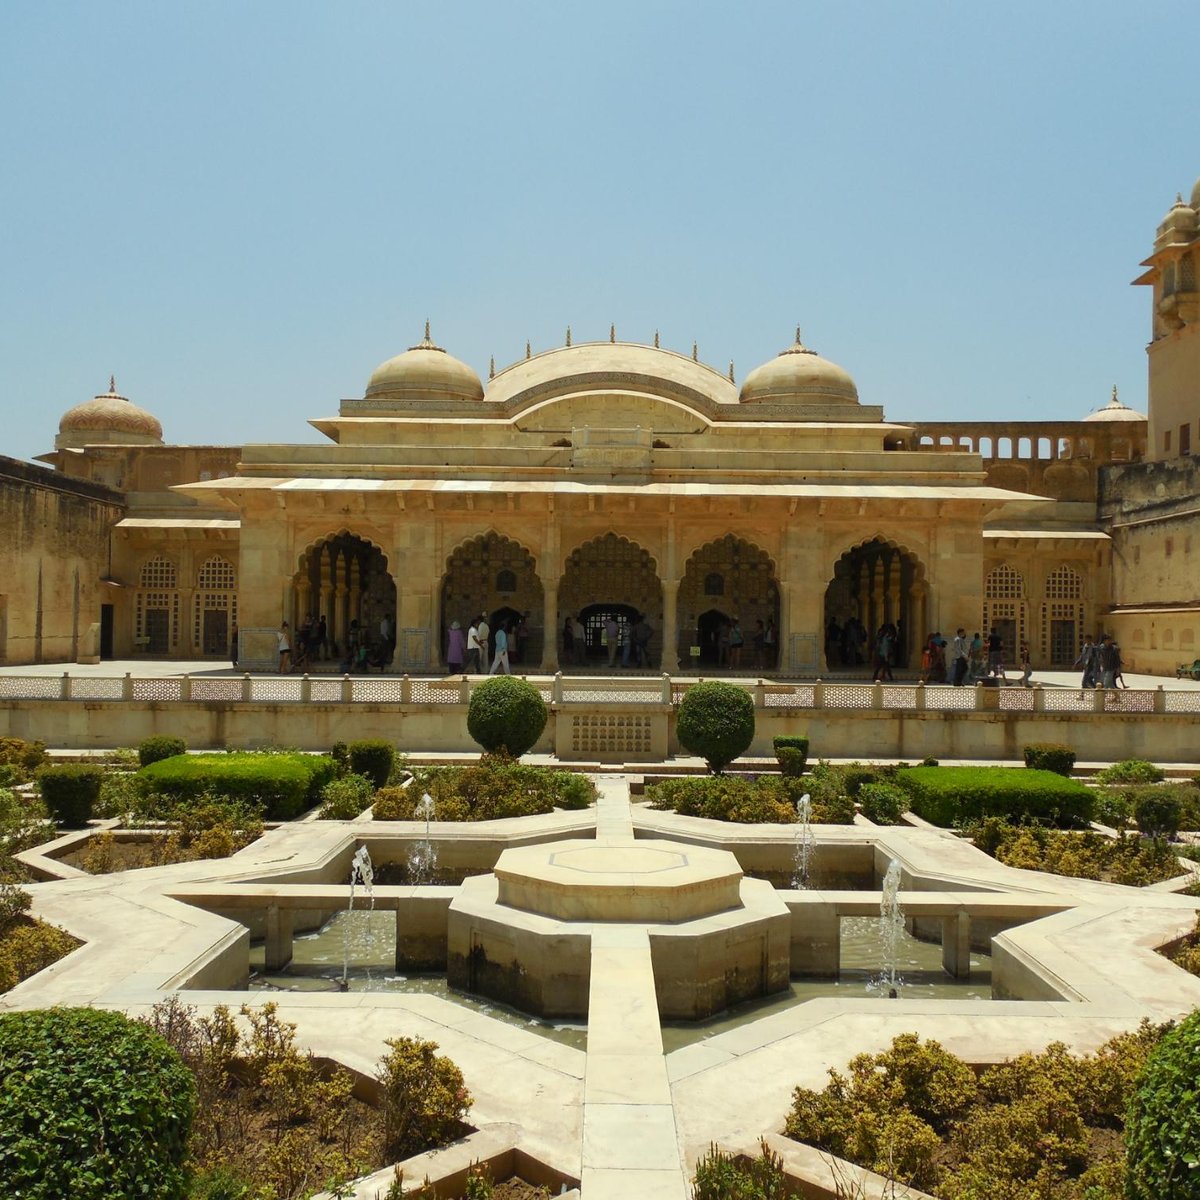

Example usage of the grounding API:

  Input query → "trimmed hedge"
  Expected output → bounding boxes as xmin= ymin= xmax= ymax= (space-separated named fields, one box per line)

xmin=1097 ymin=758 xmax=1165 ymax=785
xmin=138 ymin=735 xmax=187 ymax=767
xmin=348 ymin=739 xmax=395 ymax=788
xmin=36 ymin=763 xmax=102 ymax=827
xmin=1022 ymin=742 xmax=1076 ymax=776
xmin=466 ymin=676 xmax=548 ymax=758
xmin=677 ymin=680 xmax=755 ymax=774
xmin=773 ymin=735 xmax=809 ymax=778
xmin=138 ymin=752 xmax=336 ymax=820
xmin=895 ymin=766 xmax=1094 ymax=828
xmin=0 ymin=1007 xmax=195 ymax=1199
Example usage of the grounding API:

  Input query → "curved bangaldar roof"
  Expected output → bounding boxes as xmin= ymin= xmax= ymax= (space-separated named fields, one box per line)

xmin=484 ymin=341 xmax=739 ymax=410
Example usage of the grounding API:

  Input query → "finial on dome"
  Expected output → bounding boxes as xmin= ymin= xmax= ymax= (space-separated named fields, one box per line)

xmin=489 ymin=355 xmax=495 ymax=380
xmin=424 ymin=318 xmax=431 ymax=341
xmin=728 ymin=361 xmax=735 ymax=383
xmin=1111 ymin=384 xmax=1119 ymax=405
xmin=610 ymin=323 xmax=615 ymax=344
xmin=565 ymin=326 xmax=572 ymax=348
xmin=692 ymin=341 xmax=698 ymax=362
xmin=109 ymin=374 xmax=116 ymax=395
xmin=1177 ymin=193 xmax=1185 ymax=205
xmin=525 ymin=340 xmax=531 ymax=360
xmin=654 ymin=329 xmax=660 ymax=348
xmin=795 ymin=326 xmax=803 ymax=346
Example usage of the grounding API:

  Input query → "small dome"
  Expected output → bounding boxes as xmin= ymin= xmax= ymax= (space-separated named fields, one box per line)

xmin=1160 ymin=194 xmax=1196 ymax=237
xmin=739 ymin=329 xmax=858 ymax=407
xmin=56 ymin=377 xmax=164 ymax=448
xmin=365 ymin=323 xmax=484 ymax=403
xmin=1082 ymin=386 xmax=1146 ymax=423
xmin=1190 ymin=176 xmax=1200 ymax=210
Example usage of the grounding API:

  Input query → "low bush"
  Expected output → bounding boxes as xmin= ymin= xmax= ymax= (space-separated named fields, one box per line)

xmin=1125 ymin=1011 xmax=1200 ymax=1200
xmin=858 ymin=781 xmax=907 ymax=825
xmin=691 ymin=1139 xmax=789 ymax=1199
xmin=647 ymin=775 xmax=854 ymax=824
xmin=0 ymin=1007 xmax=195 ymax=1199
xmin=36 ymin=762 xmax=102 ymax=827
xmin=319 ymin=772 xmax=377 ymax=820
xmin=1094 ymin=789 xmax=1134 ymax=829
xmin=466 ymin=676 xmax=548 ymax=758
xmin=331 ymin=740 xmax=350 ymax=775
xmin=0 ymin=736 xmax=48 ymax=783
xmin=970 ymin=816 xmax=1185 ymax=886
xmin=677 ymin=680 xmax=756 ymax=774
xmin=348 ymin=739 xmax=395 ymax=788
xmin=378 ymin=1035 xmax=472 ymax=1163
xmin=1135 ymin=789 xmax=1182 ymax=840
xmin=0 ymin=787 xmax=54 ymax=855
xmin=377 ymin=758 xmax=597 ymax=821
xmin=138 ymin=752 xmax=336 ymax=821
xmin=1022 ymin=742 xmax=1076 ymax=776
xmin=895 ymin=765 xmax=1094 ymax=828
xmin=1097 ymin=758 xmax=1166 ymax=785
xmin=772 ymin=735 xmax=809 ymax=778
xmin=0 ymin=918 xmax=80 ymax=992
xmin=785 ymin=1025 xmax=1166 ymax=1198
xmin=137 ymin=735 xmax=187 ymax=767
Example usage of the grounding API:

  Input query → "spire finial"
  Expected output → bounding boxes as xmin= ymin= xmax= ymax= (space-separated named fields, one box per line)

xmin=525 ymin=339 xmax=531 ymax=360
xmin=424 ymin=318 xmax=431 ymax=341
xmin=654 ymin=329 xmax=660 ymax=349
xmin=1177 ymin=192 xmax=1185 ymax=205
xmin=728 ymin=360 xmax=735 ymax=383
xmin=489 ymin=355 xmax=495 ymax=380
xmin=610 ymin=323 xmax=616 ymax=343
xmin=692 ymin=341 xmax=698 ymax=362
xmin=796 ymin=326 xmax=803 ymax=345
xmin=565 ymin=325 xmax=572 ymax=348
xmin=109 ymin=374 xmax=116 ymax=394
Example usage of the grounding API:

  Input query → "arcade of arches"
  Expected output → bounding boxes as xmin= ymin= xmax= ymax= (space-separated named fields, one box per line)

xmin=678 ymin=536 xmax=779 ymax=667
xmin=293 ymin=534 xmax=395 ymax=655
xmin=824 ymin=539 xmax=923 ymax=670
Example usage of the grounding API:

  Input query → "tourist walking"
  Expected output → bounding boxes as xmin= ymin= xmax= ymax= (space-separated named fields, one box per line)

xmin=465 ymin=618 xmax=482 ymax=673
xmin=1074 ymin=635 xmax=1098 ymax=689
xmin=986 ymin=627 xmax=1003 ymax=676
xmin=315 ymin=614 xmax=328 ymax=661
xmin=573 ymin=615 xmax=586 ymax=664
xmin=764 ymin=618 xmax=777 ymax=670
xmin=1019 ymin=640 xmax=1033 ymax=687
xmin=729 ymin=619 xmax=744 ymax=668
xmin=562 ymin=615 xmax=574 ymax=665
xmin=446 ymin=620 xmax=465 ymax=673
xmin=476 ymin=613 xmax=490 ymax=668
xmin=277 ymin=622 xmax=292 ymax=674
xmin=634 ymin=614 xmax=653 ymax=669
xmin=1098 ymin=636 xmax=1120 ymax=689
xmin=489 ymin=622 xmax=511 ymax=674
xmin=604 ymin=615 xmax=619 ymax=667
xmin=230 ymin=622 xmax=239 ymax=668
xmin=951 ymin=628 xmax=969 ymax=686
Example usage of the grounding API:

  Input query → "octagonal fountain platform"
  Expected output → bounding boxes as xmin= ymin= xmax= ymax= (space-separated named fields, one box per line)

xmin=446 ymin=837 xmax=791 ymax=1019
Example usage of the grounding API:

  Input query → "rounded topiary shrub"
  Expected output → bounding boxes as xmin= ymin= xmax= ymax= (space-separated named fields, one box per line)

xmin=137 ymin=735 xmax=187 ymax=767
xmin=36 ymin=763 xmax=102 ymax=827
xmin=1126 ymin=1011 xmax=1200 ymax=1199
xmin=0 ymin=1007 xmax=195 ymax=1199
xmin=466 ymin=676 xmax=548 ymax=758
xmin=1022 ymin=742 xmax=1076 ymax=776
xmin=348 ymin=739 xmax=395 ymax=788
xmin=773 ymin=735 xmax=809 ymax=777
xmin=676 ymin=680 xmax=755 ymax=775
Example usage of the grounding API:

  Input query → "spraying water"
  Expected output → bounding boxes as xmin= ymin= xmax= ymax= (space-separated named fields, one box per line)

xmin=341 ymin=845 xmax=375 ymax=990
xmin=792 ymin=792 xmax=814 ymax=888
xmin=870 ymin=857 xmax=904 ymax=997
xmin=407 ymin=792 xmax=438 ymax=884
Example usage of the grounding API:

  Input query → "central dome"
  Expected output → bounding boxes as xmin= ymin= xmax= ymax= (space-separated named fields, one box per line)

xmin=739 ymin=330 xmax=858 ymax=407
xmin=365 ymin=323 xmax=484 ymax=403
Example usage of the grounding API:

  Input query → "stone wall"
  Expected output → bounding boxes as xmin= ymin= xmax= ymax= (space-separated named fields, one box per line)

xmin=0 ymin=457 xmax=124 ymax=664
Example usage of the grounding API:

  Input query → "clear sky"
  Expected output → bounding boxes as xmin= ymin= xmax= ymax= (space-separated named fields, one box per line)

xmin=0 ymin=2 xmax=1194 ymax=465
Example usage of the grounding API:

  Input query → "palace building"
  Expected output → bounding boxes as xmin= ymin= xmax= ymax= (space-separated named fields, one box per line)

xmin=4 ymin=174 xmax=1199 ymax=676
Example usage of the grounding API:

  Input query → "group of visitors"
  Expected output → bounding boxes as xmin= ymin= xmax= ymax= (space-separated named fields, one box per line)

xmin=825 ymin=616 xmax=868 ymax=667
xmin=445 ymin=612 xmax=532 ymax=675
xmin=918 ymin=627 xmax=1034 ymax=688
xmin=271 ymin=611 xmax=395 ymax=674
xmin=559 ymin=612 xmax=655 ymax=669
xmin=1074 ymin=634 xmax=1127 ymax=689
xmin=706 ymin=616 xmax=777 ymax=670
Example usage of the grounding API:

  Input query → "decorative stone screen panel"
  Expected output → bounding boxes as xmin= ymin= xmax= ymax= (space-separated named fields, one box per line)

xmin=985 ymin=564 xmax=1025 ymax=598
xmin=69 ymin=677 xmax=124 ymax=700
xmin=571 ymin=714 xmax=652 ymax=757
xmin=1046 ymin=566 xmax=1083 ymax=600
xmin=140 ymin=556 xmax=178 ymax=589
xmin=190 ymin=678 xmax=244 ymax=702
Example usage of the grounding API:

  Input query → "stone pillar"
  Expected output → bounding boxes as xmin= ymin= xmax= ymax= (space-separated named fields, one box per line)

xmin=296 ymin=580 xmax=312 ymax=627
xmin=329 ymin=551 xmax=343 ymax=649
xmin=942 ymin=911 xmax=971 ymax=978
xmin=179 ymin=587 xmax=196 ymax=654
xmin=540 ymin=580 xmax=559 ymax=672
xmin=661 ymin=578 xmax=679 ymax=672
xmin=264 ymin=905 xmax=294 ymax=971
xmin=790 ymin=903 xmax=840 ymax=977
xmin=348 ymin=557 xmax=362 ymax=641
xmin=428 ymin=572 xmax=443 ymax=674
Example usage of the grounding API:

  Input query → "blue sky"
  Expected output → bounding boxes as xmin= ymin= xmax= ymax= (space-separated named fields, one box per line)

xmin=0 ymin=2 xmax=1193 ymax=464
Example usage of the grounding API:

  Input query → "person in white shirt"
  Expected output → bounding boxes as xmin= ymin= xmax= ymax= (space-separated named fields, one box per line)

xmin=489 ymin=622 xmax=510 ymax=674
xmin=951 ymin=628 xmax=970 ymax=687
xmin=476 ymin=614 xmax=490 ymax=668
xmin=465 ymin=620 xmax=482 ymax=673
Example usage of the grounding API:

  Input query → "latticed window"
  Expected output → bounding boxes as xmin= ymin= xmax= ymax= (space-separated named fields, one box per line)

xmin=495 ymin=569 xmax=517 ymax=593
xmin=985 ymin=564 xmax=1025 ymax=599
xmin=198 ymin=555 xmax=235 ymax=589
xmin=140 ymin=556 xmax=178 ymax=589
xmin=1045 ymin=565 xmax=1082 ymax=600
xmin=704 ymin=572 xmax=725 ymax=596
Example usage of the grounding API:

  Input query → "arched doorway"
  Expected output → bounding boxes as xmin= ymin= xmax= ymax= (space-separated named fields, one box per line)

xmin=823 ymin=538 xmax=924 ymax=671
xmin=296 ymin=533 xmax=395 ymax=660
xmin=559 ymin=534 xmax=662 ymax=669
xmin=441 ymin=534 xmax=544 ymax=668
xmin=678 ymin=536 xmax=779 ymax=670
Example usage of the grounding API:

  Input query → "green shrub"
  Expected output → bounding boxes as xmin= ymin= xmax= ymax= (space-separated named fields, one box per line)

xmin=0 ymin=1007 xmax=195 ymax=1199
xmin=1126 ymin=1011 xmax=1200 ymax=1199
xmin=0 ymin=737 xmax=48 ymax=783
xmin=1094 ymin=789 xmax=1134 ymax=829
xmin=0 ymin=918 xmax=80 ymax=992
xmin=895 ymin=766 xmax=1094 ymax=829
xmin=692 ymin=1139 xmax=789 ymax=1199
xmin=137 ymin=735 xmax=187 ymax=767
xmin=378 ymin=1036 xmax=471 ymax=1164
xmin=646 ymin=775 xmax=853 ymax=825
xmin=772 ymin=735 xmax=809 ymax=778
xmin=36 ymin=763 xmax=102 ymax=827
xmin=138 ymin=752 xmax=335 ymax=821
xmin=1022 ymin=742 xmax=1076 ymax=776
xmin=858 ymin=781 xmax=907 ymax=825
xmin=1136 ymin=789 xmax=1183 ymax=840
xmin=318 ymin=773 xmax=376 ymax=820
xmin=841 ymin=763 xmax=880 ymax=797
xmin=348 ymin=739 xmax=395 ymax=788
xmin=331 ymin=740 xmax=350 ymax=776
xmin=0 ymin=788 xmax=54 ymax=855
xmin=1097 ymin=758 xmax=1165 ymax=785
xmin=677 ymin=680 xmax=755 ymax=774
xmin=466 ymin=676 xmax=548 ymax=758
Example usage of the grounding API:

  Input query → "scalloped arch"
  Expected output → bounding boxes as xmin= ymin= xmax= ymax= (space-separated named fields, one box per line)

xmin=829 ymin=533 xmax=928 ymax=579
xmin=296 ymin=527 xmax=392 ymax=576
xmin=558 ymin=531 xmax=660 ymax=580
xmin=681 ymin=532 xmax=778 ymax=576
xmin=442 ymin=529 xmax=541 ymax=577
